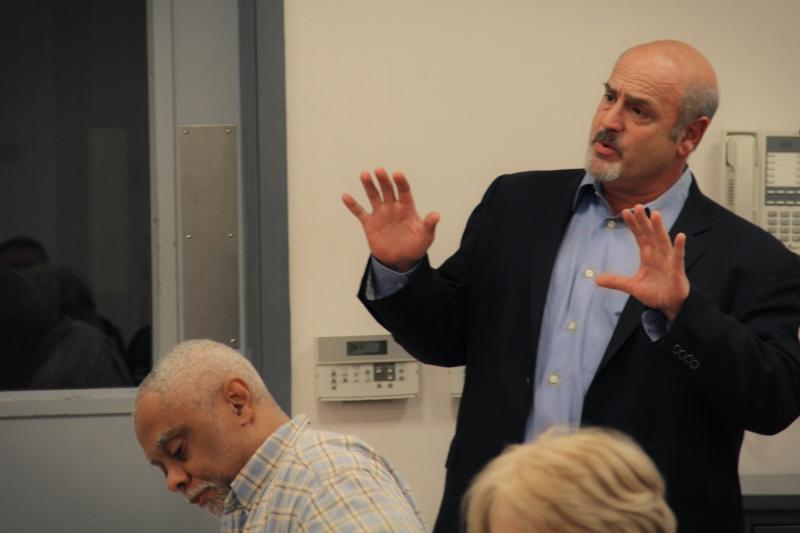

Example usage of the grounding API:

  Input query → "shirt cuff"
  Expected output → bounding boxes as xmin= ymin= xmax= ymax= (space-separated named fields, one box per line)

xmin=365 ymin=257 xmax=420 ymax=300
xmin=641 ymin=308 xmax=671 ymax=342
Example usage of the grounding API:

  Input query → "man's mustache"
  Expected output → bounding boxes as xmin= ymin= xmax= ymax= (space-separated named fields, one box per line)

xmin=184 ymin=480 xmax=223 ymax=504
xmin=592 ymin=129 xmax=622 ymax=154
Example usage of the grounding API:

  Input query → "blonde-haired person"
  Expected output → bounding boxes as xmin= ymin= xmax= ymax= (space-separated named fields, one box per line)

xmin=464 ymin=427 xmax=676 ymax=533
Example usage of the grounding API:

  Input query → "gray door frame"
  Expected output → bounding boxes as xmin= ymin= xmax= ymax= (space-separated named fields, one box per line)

xmin=239 ymin=0 xmax=291 ymax=412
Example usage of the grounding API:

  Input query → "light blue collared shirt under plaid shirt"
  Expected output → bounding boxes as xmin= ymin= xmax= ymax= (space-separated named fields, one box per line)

xmin=220 ymin=415 xmax=426 ymax=533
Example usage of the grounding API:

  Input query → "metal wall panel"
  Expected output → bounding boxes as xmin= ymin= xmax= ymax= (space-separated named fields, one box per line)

xmin=179 ymin=124 xmax=240 ymax=347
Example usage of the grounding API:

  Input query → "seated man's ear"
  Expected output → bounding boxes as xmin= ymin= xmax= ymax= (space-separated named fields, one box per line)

xmin=223 ymin=378 xmax=254 ymax=423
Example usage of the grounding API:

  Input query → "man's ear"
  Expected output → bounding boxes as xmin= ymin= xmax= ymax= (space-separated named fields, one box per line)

xmin=677 ymin=116 xmax=710 ymax=157
xmin=222 ymin=378 xmax=255 ymax=425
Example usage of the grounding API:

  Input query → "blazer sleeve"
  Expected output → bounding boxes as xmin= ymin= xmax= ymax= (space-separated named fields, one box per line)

xmin=356 ymin=176 xmax=503 ymax=367
xmin=660 ymin=251 xmax=800 ymax=435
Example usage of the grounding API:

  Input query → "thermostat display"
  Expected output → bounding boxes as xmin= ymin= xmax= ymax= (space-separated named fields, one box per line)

xmin=347 ymin=340 xmax=387 ymax=356
xmin=317 ymin=335 xmax=419 ymax=401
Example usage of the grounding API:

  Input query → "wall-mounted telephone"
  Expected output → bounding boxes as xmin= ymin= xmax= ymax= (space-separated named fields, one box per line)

xmin=723 ymin=131 xmax=800 ymax=253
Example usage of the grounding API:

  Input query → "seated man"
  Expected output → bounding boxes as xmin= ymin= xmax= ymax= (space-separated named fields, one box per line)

xmin=464 ymin=427 xmax=676 ymax=533
xmin=133 ymin=339 xmax=425 ymax=532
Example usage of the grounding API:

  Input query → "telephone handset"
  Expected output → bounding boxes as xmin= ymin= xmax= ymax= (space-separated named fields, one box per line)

xmin=722 ymin=131 xmax=800 ymax=253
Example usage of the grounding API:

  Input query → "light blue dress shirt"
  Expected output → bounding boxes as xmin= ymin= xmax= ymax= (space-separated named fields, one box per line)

xmin=368 ymin=167 xmax=693 ymax=442
xmin=526 ymin=168 xmax=691 ymax=440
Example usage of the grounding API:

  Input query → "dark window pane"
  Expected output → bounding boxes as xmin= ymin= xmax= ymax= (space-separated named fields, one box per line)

xmin=0 ymin=0 xmax=151 ymax=389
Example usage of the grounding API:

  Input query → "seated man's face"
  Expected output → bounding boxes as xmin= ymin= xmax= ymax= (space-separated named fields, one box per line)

xmin=134 ymin=392 xmax=242 ymax=517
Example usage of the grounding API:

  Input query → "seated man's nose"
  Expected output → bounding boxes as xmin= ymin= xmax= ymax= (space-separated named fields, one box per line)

xmin=166 ymin=469 xmax=188 ymax=493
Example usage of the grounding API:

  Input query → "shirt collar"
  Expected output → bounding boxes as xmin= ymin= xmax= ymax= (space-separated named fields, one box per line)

xmin=224 ymin=414 xmax=310 ymax=513
xmin=574 ymin=167 xmax=693 ymax=228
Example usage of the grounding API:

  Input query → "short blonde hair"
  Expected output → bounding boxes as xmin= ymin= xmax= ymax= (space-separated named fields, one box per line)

xmin=464 ymin=427 xmax=676 ymax=533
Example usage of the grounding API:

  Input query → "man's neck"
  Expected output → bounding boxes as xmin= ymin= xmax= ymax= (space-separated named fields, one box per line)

xmin=601 ymin=168 xmax=686 ymax=214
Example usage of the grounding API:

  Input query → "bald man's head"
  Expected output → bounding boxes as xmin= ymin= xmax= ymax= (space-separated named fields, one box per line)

xmin=585 ymin=39 xmax=719 ymax=189
xmin=620 ymin=40 xmax=719 ymax=140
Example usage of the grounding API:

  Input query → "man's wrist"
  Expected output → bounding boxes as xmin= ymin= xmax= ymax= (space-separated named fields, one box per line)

xmin=373 ymin=256 xmax=420 ymax=275
xmin=662 ymin=285 xmax=690 ymax=322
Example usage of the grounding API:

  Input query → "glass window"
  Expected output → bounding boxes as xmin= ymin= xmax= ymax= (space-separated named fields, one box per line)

xmin=0 ymin=0 xmax=151 ymax=390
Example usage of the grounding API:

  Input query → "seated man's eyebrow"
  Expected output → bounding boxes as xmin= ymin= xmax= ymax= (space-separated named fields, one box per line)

xmin=156 ymin=426 xmax=187 ymax=450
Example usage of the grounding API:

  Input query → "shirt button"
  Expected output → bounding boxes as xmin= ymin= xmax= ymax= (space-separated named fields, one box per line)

xmin=606 ymin=220 xmax=617 ymax=229
xmin=584 ymin=268 xmax=595 ymax=278
xmin=548 ymin=373 xmax=560 ymax=385
xmin=567 ymin=320 xmax=577 ymax=331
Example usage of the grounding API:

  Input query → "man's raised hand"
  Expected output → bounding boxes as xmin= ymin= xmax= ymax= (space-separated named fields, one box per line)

xmin=595 ymin=205 xmax=690 ymax=321
xmin=342 ymin=168 xmax=440 ymax=272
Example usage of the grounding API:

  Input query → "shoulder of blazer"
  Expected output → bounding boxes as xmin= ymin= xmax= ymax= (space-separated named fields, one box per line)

xmin=678 ymin=177 xmax=799 ymax=270
xmin=494 ymin=168 xmax=585 ymax=189
xmin=489 ymin=168 xmax=585 ymax=202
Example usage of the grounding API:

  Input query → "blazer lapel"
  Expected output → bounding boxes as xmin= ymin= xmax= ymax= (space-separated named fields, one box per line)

xmin=528 ymin=174 xmax=585 ymax=320
xmin=595 ymin=178 xmax=713 ymax=373
xmin=527 ymin=172 xmax=585 ymax=349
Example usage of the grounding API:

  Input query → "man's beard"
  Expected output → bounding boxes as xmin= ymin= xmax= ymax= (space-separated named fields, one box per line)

xmin=185 ymin=480 xmax=232 ymax=518
xmin=585 ymin=129 xmax=622 ymax=182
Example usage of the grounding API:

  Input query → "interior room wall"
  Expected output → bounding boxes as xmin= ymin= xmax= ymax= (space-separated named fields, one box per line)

xmin=283 ymin=0 xmax=800 ymax=524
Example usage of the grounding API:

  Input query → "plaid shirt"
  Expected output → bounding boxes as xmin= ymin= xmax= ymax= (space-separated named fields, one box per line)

xmin=220 ymin=415 xmax=426 ymax=532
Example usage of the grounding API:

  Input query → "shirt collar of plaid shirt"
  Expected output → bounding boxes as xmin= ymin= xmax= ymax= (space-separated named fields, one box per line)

xmin=223 ymin=414 xmax=309 ymax=513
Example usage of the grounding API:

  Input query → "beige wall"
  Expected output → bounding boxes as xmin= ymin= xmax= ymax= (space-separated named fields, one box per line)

xmin=284 ymin=0 xmax=800 ymax=524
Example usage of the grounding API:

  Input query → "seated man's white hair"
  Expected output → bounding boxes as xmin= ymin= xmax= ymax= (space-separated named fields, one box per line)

xmin=136 ymin=339 xmax=271 ymax=410
xmin=464 ymin=427 xmax=676 ymax=533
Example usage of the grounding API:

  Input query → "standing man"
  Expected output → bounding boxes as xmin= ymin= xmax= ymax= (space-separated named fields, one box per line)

xmin=343 ymin=40 xmax=800 ymax=532
xmin=134 ymin=339 xmax=426 ymax=532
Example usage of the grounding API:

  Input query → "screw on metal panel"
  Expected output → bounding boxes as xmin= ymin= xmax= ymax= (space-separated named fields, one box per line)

xmin=229 ymin=338 xmax=237 ymax=344
xmin=183 ymin=129 xmax=189 ymax=135
xmin=225 ymin=128 xmax=232 ymax=134
xmin=227 ymin=233 xmax=235 ymax=238
xmin=185 ymin=234 xmax=192 ymax=239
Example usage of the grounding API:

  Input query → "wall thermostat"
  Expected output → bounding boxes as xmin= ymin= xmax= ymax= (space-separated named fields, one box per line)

xmin=316 ymin=335 xmax=420 ymax=401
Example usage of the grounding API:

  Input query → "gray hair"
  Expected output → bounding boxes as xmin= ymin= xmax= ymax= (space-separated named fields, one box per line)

xmin=136 ymin=339 xmax=270 ymax=411
xmin=671 ymin=83 xmax=719 ymax=141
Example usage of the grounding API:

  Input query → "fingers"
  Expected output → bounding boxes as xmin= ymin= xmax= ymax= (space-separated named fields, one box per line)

xmin=360 ymin=168 xmax=409 ymax=208
xmin=394 ymin=171 xmax=414 ymax=205
xmin=621 ymin=205 xmax=648 ymax=250
xmin=424 ymin=211 xmax=441 ymax=234
xmin=360 ymin=170 xmax=382 ymax=209
xmin=622 ymin=205 xmax=673 ymax=254
xmin=341 ymin=193 xmax=366 ymax=221
xmin=673 ymin=232 xmax=687 ymax=269
xmin=375 ymin=167 xmax=397 ymax=204
xmin=595 ymin=272 xmax=634 ymax=294
xmin=649 ymin=210 xmax=673 ymax=251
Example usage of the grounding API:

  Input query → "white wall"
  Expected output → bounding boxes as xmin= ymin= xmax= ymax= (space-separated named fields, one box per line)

xmin=284 ymin=0 xmax=800 ymax=525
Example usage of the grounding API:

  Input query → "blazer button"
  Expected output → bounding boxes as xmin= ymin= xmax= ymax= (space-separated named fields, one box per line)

xmin=524 ymin=377 xmax=531 ymax=387
xmin=672 ymin=344 xmax=684 ymax=355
